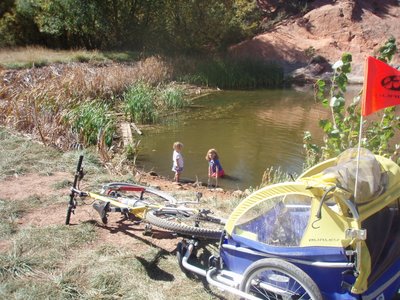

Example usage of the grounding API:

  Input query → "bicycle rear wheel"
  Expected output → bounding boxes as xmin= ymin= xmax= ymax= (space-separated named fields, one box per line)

xmin=145 ymin=209 xmax=224 ymax=240
xmin=101 ymin=182 xmax=177 ymax=206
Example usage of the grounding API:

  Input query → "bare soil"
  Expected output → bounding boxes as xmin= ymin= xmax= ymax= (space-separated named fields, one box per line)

xmin=0 ymin=171 xmax=233 ymax=254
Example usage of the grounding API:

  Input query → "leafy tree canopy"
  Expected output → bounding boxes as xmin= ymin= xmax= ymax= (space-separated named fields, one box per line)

xmin=0 ymin=0 xmax=261 ymax=53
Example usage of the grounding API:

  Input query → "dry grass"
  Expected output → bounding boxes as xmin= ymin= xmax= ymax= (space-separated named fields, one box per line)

xmin=0 ymin=50 xmax=172 ymax=148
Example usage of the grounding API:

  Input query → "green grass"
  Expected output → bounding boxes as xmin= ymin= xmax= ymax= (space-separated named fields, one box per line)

xmin=0 ymin=245 xmax=36 ymax=280
xmin=0 ymin=200 xmax=23 ymax=238
xmin=0 ymin=128 xmax=58 ymax=178
xmin=103 ymin=50 xmax=142 ymax=62
xmin=0 ymin=222 xmax=97 ymax=281
xmin=0 ymin=224 xmax=98 ymax=299
xmin=0 ymin=47 xmax=148 ymax=69
xmin=0 ymin=127 xmax=104 ymax=179
xmin=0 ymin=237 xmax=225 ymax=299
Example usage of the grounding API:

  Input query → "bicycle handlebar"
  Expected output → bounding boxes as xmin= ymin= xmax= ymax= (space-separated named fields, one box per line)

xmin=70 ymin=187 xmax=88 ymax=197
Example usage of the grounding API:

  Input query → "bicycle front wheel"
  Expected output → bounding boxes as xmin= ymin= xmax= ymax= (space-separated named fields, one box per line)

xmin=145 ymin=209 xmax=224 ymax=240
xmin=65 ymin=205 xmax=73 ymax=225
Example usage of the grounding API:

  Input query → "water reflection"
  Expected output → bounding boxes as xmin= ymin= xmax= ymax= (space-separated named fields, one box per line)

xmin=138 ymin=88 xmax=330 ymax=190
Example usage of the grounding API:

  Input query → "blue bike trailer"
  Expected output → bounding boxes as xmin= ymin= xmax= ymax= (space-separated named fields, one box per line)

xmin=222 ymin=148 xmax=400 ymax=299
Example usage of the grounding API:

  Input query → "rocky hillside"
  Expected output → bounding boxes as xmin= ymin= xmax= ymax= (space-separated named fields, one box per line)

xmin=231 ymin=0 xmax=400 ymax=83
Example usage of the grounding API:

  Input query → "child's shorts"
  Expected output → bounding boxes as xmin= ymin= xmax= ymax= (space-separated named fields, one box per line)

xmin=173 ymin=167 xmax=183 ymax=173
xmin=211 ymin=170 xmax=224 ymax=177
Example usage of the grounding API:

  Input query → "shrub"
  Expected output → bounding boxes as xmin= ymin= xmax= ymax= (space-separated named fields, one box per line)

xmin=304 ymin=38 xmax=400 ymax=167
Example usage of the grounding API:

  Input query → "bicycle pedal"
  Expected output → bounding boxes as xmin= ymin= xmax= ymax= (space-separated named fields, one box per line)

xmin=93 ymin=201 xmax=110 ymax=224
xmin=142 ymin=223 xmax=153 ymax=236
xmin=102 ymin=215 xmax=108 ymax=224
xmin=142 ymin=230 xmax=152 ymax=236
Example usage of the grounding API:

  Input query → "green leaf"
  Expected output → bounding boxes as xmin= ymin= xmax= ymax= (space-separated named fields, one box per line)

xmin=330 ymin=96 xmax=345 ymax=108
xmin=335 ymin=73 xmax=348 ymax=90
xmin=321 ymin=98 xmax=329 ymax=107
xmin=341 ymin=53 xmax=352 ymax=64
xmin=316 ymin=79 xmax=325 ymax=88
xmin=319 ymin=119 xmax=332 ymax=132
xmin=341 ymin=62 xmax=351 ymax=74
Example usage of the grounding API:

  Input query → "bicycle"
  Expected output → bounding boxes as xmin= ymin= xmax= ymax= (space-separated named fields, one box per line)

xmin=66 ymin=155 xmax=226 ymax=240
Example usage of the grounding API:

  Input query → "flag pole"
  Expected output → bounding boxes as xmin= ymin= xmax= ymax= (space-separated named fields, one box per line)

xmin=354 ymin=113 xmax=364 ymax=202
xmin=354 ymin=56 xmax=368 ymax=203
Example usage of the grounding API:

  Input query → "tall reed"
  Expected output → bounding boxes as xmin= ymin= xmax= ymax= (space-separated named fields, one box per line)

xmin=159 ymin=85 xmax=187 ymax=110
xmin=65 ymin=101 xmax=116 ymax=146
xmin=123 ymin=82 xmax=158 ymax=124
xmin=176 ymin=57 xmax=284 ymax=89
xmin=123 ymin=82 xmax=189 ymax=124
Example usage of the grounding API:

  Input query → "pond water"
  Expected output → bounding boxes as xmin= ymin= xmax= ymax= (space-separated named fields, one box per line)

xmin=137 ymin=88 xmax=332 ymax=190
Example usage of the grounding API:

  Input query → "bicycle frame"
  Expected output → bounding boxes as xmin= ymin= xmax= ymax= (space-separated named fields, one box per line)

xmin=70 ymin=186 xmax=198 ymax=221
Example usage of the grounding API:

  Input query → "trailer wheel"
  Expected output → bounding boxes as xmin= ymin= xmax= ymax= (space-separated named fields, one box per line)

xmin=239 ymin=258 xmax=322 ymax=300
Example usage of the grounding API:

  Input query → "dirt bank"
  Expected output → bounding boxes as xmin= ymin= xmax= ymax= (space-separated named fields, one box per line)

xmin=231 ymin=0 xmax=400 ymax=82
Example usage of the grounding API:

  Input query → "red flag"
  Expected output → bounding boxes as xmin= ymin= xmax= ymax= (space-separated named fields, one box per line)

xmin=361 ymin=56 xmax=400 ymax=116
